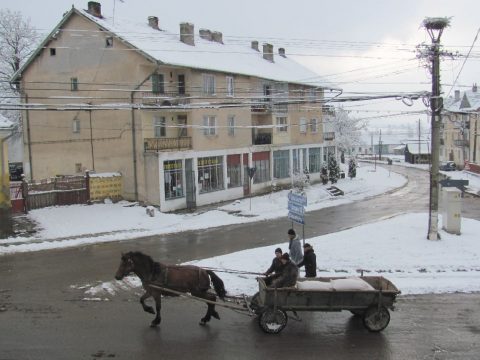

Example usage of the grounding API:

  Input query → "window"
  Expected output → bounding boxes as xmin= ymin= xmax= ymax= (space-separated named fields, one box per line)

xmin=309 ymin=148 xmax=321 ymax=173
xmin=105 ymin=36 xmax=113 ymax=47
xmin=227 ymin=154 xmax=242 ymax=188
xmin=178 ymin=74 xmax=186 ymax=95
xmin=300 ymin=118 xmax=307 ymax=133
xmin=177 ymin=115 xmax=187 ymax=137
xmin=203 ymin=74 xmax=216 ymax=95
xmin=226 ymin=76 xmax=234 ymax=97
xmin=203 ymin=115 xmax=217 ymax=136
xmin=228 ymin=115 xmax=235 ymax=136
xmin=302 ymin=148 xmax=308 ymax=171
xmin=252 ymin=151 xmax=271 ymax=184
xmin=154 ymin=116 xmax=166 ymax=137
xmin=310 ymin=118 xmax=318 ymax=133
xmin=50 ymin=48 xmax=56 ymax=56
xmin=164 ymin=160 xmax=184 ymax=200
xmin=71 ymin=77 xmax=78 ymax=91
xmin=273 ymin=150 xmax=290 ymax=179
xmin=72 ymin=118 xmax=80 ymax=133
xmin=151 ymin=74 xmax=164 ymax=94
xmin=198 ymin=156 xmax=224 ymax=193
xmin=292 ymin=149 xmax=300 ymax=173
xmin=276 ymin=116 xmax=288 ymax=132
xmin=75 ymin=163 xmax=82 ymax=173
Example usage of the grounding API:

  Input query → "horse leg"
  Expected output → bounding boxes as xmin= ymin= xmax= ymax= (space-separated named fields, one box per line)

xmin=140 ymin=291 xmax=155 ymax=314
xmin=194 ymin=291 xmax=219 ymax=326
xmin=150 ymin=294 xmax=162 ymax=327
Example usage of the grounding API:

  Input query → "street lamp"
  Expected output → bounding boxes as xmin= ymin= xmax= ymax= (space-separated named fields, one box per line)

xmin=422 ymin=17 xmax=450 ymax=241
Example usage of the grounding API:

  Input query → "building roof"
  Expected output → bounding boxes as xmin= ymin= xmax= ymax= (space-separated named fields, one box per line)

xmin=405 ymin=141 xmax=430 ymax=155
xmin=444 ymin=86 xmax=480 ymax=113
xmin=0 ymin=114 xmax=14 ymax=130
xmin=12 ymin=6 xmax=339 ymax=91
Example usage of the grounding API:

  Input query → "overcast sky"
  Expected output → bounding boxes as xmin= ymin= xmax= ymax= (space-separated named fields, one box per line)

xmin=1 ymin=0 xmax=479 ymax=130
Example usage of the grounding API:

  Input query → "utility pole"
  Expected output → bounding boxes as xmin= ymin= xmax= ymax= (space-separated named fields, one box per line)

xmin=379 ymin=129 xmax=382 ymax=161
xmin=422 ymin=17 xmax=450 ymax=241
xmin=418 ymin=119 xmax=421 ymax=157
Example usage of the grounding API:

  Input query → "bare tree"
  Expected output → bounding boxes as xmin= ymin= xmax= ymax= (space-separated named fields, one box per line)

xmin=333 ymin=107 xmax=367 ymax=154
xmin=0 ymin=9 xmax=38 ymax=135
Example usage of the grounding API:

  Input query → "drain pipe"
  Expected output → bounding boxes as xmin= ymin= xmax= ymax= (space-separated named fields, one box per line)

xmin=130 ymin=67 xmax=159 ymax=201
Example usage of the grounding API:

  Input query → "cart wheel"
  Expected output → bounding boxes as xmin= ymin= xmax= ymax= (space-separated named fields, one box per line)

xmin=363 ymin=306 xmax=390 ymax=332
xmin=350 ymin=310 xmax=366 ymax=317
xmin=258 ymin=309 xmax=288 ymax=334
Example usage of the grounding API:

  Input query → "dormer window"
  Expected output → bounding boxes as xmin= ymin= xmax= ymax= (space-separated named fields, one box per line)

xmin=50 ymin=48 xmax=56 ymax=56
xmin=105 ymin=37 xmax=113 ymax=48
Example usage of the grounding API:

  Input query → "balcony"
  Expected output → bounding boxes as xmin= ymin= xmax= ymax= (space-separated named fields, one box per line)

xmin=141 ymin=92 xmax=190 ymax=106
xmin=454 ymin=139 xmax=469 ymax=147
xmin=144 ymin=137 xmax=192 ymax=151
xmin=324 ymin=132 xmax=335 ymax=141
xmin=253 ymin=133 xmax=272 ymax=145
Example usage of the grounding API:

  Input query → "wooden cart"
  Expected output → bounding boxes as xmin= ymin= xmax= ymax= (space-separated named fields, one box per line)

xmin=251 ymin=276 xmax=400 ymax=334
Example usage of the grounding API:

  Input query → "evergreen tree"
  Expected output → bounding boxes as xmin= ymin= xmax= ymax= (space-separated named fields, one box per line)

xmin=328 ymin=153 xmax=340 ymax=184
xmin=348 ymin=157 xmax=357 ymax=179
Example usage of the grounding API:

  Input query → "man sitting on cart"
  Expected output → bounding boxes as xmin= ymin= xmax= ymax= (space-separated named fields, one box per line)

xmin=269 ymin=253 xmax=299 ymax=288
xmin=263 ymin=248 xmax=284 ymax=285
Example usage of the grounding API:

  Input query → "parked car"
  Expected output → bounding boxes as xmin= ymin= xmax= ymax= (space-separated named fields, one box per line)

xmin=439 ymin=161 xmax=456 ymax=171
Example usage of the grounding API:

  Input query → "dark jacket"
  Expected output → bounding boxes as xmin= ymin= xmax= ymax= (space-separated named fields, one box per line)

xmin=297 ymin=247 xmax=317 ymax=277
xmin=270 ymin=261 xmax=299 ymax=288
xmin=265 ymin=257 xmax=283 ymax=275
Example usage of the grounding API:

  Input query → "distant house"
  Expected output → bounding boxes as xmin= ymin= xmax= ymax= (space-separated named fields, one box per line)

xmin=443 ymin=84 xmax=480 ymax=170
xmin=404 ymin=141 xmax=430 ymax=164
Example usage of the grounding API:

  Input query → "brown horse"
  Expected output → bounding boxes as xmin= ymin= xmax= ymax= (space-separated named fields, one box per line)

xmin=114 ymin=251 xmax=226 ymax=327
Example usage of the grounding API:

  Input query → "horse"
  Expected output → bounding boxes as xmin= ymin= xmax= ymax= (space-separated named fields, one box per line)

xmin=114 ymin=251 xmax=226 ymax=327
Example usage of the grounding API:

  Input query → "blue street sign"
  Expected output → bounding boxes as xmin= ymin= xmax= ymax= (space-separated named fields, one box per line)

xmin=288 ymin=202 xmax=305 ymax=215
xmin=288 ymin=192 xmax=307 ymax=206
xmin=288 ymin=211 xmax=305 ymax=225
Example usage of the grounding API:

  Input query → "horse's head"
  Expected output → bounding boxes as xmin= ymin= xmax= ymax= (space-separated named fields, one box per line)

xmin=115 ymin=252 xmax=135 ymax=280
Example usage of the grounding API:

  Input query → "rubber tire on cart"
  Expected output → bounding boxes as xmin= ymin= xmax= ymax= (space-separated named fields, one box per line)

xmin=363 ymin=306 xmax=390 ymax=332
xmin=258 ymin=309 xmax=288 ymax=334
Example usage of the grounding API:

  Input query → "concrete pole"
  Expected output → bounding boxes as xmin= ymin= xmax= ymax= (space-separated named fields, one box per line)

xmin=427 ymin=36 xmax=442 ymax=240
xmin=0 ymin=134 xmax=14 ymax=238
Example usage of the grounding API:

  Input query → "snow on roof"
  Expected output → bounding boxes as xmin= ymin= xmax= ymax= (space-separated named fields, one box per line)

xmin=0 ymin=114 xmax=14 ymax=130
xmin=405 ymin=141 xmax=430 ymax=154
xmin=78 ymin=9 xmax=338 ymax=89
xmin=444 ymin=88 xmax=480 ymax=112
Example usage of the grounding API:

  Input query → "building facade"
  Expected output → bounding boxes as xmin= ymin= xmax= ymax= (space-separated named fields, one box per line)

xmin=13 ymin=2 xmax=340 ymax=211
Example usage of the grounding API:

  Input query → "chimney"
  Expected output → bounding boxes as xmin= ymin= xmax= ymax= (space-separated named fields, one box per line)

xmin=454 ymin=90 xmax=460 ymax=100
xmin=148 ymin=16 xmax=159 ymax=30
xmin=199 ymin=29 xmax=212 ymax=41
xmin=473 ymin=83 xmax=478 ymax=93
xmin=251 ymin=40 xmax=259 ymax=51
xmin=211 ymin=31 xmax=223 ymax=44
xmin=180 ymin=22 xmax=195 ymax=46
xmin=87 ymin=1 xmax=102 ymax=18
xmin=262 ymin=43 xmax=274 ymax=62
xmin=278 ymin=47 xmax=286 ymax=58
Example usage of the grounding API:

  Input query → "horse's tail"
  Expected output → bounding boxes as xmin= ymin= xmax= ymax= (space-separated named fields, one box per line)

xmin=206 ymin=270 xmax=226 ymax=300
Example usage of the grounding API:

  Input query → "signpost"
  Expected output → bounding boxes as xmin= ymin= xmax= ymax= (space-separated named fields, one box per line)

xmin=287 ymin=191 xmax=307 ymax=245
xmin=247 ymin=167 xmax=256 ymax=211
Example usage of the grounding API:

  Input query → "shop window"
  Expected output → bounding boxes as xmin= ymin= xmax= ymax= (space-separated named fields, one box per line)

xmin=227 ymin=154 xmax=241 ymax=188
xmin=164 ymin=160 xmax=184 ymax=200
xmin=198 ymin=156 xmax=224 ymax=193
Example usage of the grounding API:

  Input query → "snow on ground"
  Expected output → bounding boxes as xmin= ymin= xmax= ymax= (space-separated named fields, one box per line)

xmin=0 ymin=164 xmax=405 ymax=253
xmin=84 ymin=213 xmax=480 ymax=298
xmin=3 ymin=161 xmax=480 ymax=296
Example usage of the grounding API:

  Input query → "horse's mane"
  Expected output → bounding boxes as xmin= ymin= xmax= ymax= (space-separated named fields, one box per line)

xmin=124 ymin=251 xmax=163 ymax=277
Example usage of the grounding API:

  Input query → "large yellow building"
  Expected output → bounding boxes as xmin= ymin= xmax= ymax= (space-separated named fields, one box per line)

xmin=13 ymin=1 xmax=340 ymax=212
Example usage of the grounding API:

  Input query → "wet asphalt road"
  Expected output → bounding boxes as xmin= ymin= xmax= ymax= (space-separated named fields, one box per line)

xmin=1 ymin=165 xmax=479 ymax=360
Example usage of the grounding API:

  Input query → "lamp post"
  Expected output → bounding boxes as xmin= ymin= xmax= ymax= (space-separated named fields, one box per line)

xmin=423 ymin=17 xmax=450 ymax=241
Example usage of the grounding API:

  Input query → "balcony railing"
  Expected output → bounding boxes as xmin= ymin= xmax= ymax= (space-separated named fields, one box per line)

xmin=454 ymin=139 xmax=469 ymax=147
xmin=253 ymin=133 xmax=272 ymax=145
xmin=324 ymin=132 xmax=335 ymax=141
xmin=141 ymin=92 xmax=190 ymax=106
xmin=144 ymin=137 xmax=192 ymax=151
